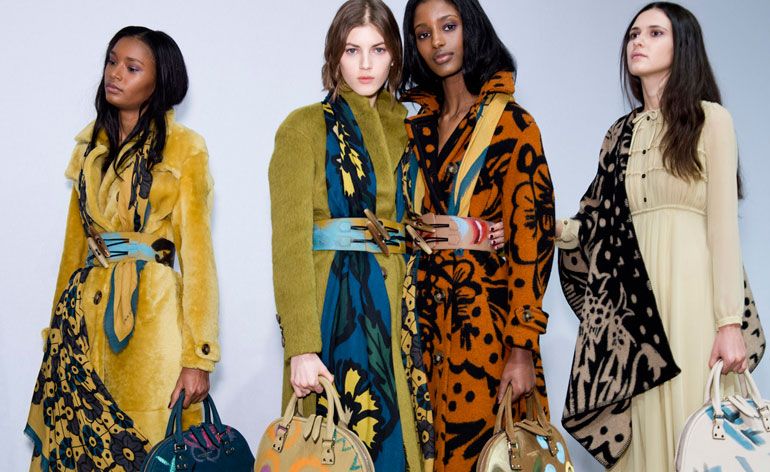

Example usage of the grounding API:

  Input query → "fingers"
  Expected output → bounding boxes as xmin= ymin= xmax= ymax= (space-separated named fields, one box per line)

xmin=168 ymin=381 xmax=183 ymax=409
xmin=489 ymin=222 xmax=505 ymax=250
xmin=497 ymin=377 xmax=512 ymax=403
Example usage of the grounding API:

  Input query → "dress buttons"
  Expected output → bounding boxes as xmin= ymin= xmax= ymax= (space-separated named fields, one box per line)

xmin=447 ymin=163 xmax=459 ymax=175
xmin=202 ymin=343 xmax=210 ymax=355
xmin=433 ymin=351 xmax=444 ymax=365
xmin=433 ymin=290 xmax=446 ymax=303
xmin=93 ymin=291 xmax=102 ymax=305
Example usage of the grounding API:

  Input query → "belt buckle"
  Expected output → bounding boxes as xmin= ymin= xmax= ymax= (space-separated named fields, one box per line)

xmin=87 ymin=231 xmax=110 ymax=268
xmin=405 ymin=225 xmax=433 ymax=255
xmin=365 ymin=221 xmax=390 ymax=256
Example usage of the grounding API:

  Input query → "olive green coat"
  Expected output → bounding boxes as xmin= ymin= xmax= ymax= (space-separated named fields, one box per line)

xmin=269 ymin=89 xmax=420 ymax=470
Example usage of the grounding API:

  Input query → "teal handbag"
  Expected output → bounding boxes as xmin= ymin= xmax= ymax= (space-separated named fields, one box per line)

xmin=142 ymin=391 xmax=254 ymax=471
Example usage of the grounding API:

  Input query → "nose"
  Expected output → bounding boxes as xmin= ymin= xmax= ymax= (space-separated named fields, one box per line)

xmin=109 ymin=66 xmax=121 ymax=81
xmin=432 ymin=30 xmax=445 ymax=49
xmin=360 ymin=52 xmax=372 ymax=70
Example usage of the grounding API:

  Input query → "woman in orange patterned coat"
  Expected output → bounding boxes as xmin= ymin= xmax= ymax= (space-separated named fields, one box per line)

xmin=398 ymin=0 xmax=555 ymax=470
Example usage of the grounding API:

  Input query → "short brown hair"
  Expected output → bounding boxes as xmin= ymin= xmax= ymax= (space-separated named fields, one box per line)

xmin=322 ymin=0 xmax=403 ymax=98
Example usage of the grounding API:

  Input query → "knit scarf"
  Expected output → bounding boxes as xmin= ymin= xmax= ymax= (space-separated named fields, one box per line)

xmin=558 ymin=111 xmax=680 ymax=467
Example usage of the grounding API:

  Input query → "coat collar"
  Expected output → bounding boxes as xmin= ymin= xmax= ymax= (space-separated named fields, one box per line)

xmin=404 ymin=70 xmax=516 ymax=122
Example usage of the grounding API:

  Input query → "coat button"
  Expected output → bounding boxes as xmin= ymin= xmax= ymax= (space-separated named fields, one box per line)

xmin=523 ymin=309 xmax=533 ymax=322
xmin=93 ymin=291 xmax=102 ymax=305
xmin=433 ymin=290 xmax=446 ymax=303
xmin=433 ymin=351 xmax=444 ymax=365
xmin=202 ymin=343 xmax=210 ymax=355
xmin=381 ymin=268 xmax=388 ymax=280
xmin=447 ymin=163 xmax=459 ymax=175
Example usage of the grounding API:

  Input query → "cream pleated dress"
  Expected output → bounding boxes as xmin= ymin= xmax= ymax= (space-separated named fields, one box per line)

xmin=559 ymin=101 xmax=745 ymax=471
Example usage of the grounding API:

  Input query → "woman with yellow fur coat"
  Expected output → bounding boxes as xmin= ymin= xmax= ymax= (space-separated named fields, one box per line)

xmin=25 ymin=27 xmax=219 ymax=471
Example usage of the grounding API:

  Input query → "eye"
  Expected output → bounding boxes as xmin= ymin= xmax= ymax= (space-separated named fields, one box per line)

xmin=373 ymin=47 xmax=387 ymax=54
xmin=107 ymin=58 xmax=117 ymax=65
xmin=443 ymin=23 xmax=457 ymax=32
xmin=628 ymin=31 xmax=639 ymax=39
xmin=345 ymin=47 xmax=358 ymax=55
xmin=127 ymin=66 xmax=140 ymax=73
xmin=651 ymin=29 xmax=664 ymax=37
xmin=416 ymin=31 xmax=430 ymax=40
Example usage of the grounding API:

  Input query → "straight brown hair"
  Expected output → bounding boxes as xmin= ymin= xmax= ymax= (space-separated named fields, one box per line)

xmin=322 ymin=0 xmax=403 ymax=99
xmin=621 ymin=2 xmax=743 ymax=197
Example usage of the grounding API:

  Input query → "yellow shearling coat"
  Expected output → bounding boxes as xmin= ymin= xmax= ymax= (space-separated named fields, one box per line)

xmin=50 ymin=112 xmax=219 ymax=445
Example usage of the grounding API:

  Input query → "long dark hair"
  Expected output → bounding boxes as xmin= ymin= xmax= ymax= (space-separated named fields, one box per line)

xmin=399 ymin=0 xmax=515 ymax=99
xmin=89 ymin=26 xmax=189 ymax=171
xmin=621 ymin=2 xmax=742 ymax=196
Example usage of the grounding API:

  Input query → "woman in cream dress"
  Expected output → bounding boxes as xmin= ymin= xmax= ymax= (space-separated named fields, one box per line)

xmin=557 ymin=3 xmax=747 ymax=470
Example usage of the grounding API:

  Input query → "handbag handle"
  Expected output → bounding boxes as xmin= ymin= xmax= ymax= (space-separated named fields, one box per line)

xmin=494 ymin=386 xmax=552 ymax=440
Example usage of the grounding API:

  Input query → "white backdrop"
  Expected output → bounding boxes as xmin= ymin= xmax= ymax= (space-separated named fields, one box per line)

xmin=1 ymin=1 xmax=768 ymax=470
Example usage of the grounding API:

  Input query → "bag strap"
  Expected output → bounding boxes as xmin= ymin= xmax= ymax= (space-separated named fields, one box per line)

xmin=202 ymin=395 xmax=226 ymax=434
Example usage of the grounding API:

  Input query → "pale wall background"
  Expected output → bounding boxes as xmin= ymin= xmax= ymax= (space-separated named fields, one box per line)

xmin=1 ymin=1 xmax=768 ymax=470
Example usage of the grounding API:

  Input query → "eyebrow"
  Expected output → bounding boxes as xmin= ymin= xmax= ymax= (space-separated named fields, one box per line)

xmin=414 ymin=14 xmax=459 ymax=29
xmin=108 ymin=50 xmax=146 ymax=66
xmin=630 ymin=24 xmax=670 ymax=31
xmin=345 ymin=42 xmax=385 ymax=48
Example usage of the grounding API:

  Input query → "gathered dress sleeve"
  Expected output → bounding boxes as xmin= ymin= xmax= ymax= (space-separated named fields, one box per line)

xmin=703 ymin=104 xmax=744 ymax=328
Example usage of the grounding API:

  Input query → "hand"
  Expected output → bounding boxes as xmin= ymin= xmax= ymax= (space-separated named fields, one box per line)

xmin=709 ymin=324 xmax=748 ymax=374
xmin=290 ymin=353 xmax=334 ymax=398
xmin=498 ymin=347 xmax=536 ymax=403
xmin=169 ymin=367 xmax=210 ymax=409
xmin=555 ymin=219 xmax=564 ymax=240
xmin=489 ymin=221 xmax=505 ymax=250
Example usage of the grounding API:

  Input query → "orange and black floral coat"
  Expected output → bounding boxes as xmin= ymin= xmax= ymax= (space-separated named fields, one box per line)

xmin=400 ymin=72 xmax=555 ymax=471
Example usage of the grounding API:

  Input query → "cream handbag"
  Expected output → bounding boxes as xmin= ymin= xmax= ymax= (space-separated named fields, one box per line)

xmin=676 ymin=360 xmax=770 ymax=471
xmin=254 ymin=377 xmax=373 ymax=471
xmin=478 ymin=387 xmax=574 ymax=471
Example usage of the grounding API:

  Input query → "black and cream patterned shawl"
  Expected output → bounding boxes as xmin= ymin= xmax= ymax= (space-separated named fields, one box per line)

xmin=558 ymin=111 xmax=681 ymax=467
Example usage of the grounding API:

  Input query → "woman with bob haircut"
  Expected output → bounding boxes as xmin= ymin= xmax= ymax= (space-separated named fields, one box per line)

xmin=25 ymin=26 xmax=219 ymax=470
xmin=557 ymin=2 xmax=750 ymax=470
xmin=268 ymin=0 xmax=440 ymax=469
xmin=398 ymin=0 xmax=556 ymax=470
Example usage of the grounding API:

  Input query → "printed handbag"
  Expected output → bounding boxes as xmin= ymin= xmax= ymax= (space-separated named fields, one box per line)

xmin=676 ymin=360 xmax=770 ymax=471
xmin=478 ymin=386 xmax=574 ymax=471
xmin=254 ymin=376 xmax=373 ymax=471
xmin=142 ymin=391 xmax=255 ymax=471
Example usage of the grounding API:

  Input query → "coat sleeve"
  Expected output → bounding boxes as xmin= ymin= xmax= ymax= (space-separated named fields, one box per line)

xmin=501 ymin=115 xmax=555 ymax=355
xmin=269 ymin=118 xmax=323 ymax=361
xmin=174 ymin=137 xmax=220 ymax=371
xmin=703 ymin=104 xmax=744 ymax=328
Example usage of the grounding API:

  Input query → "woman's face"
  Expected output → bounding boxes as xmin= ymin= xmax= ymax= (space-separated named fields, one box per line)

xmin=338 ymin=24 xmax=392 ymax=100
xmin=413 ymin=0 xmax=464 ymax=79
xmin=626 ymin=8 xmax=674 ymax=80
xmin=104 ymin=36 xmax=157 ymax=112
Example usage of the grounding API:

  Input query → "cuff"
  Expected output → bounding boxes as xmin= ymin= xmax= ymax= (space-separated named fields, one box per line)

xmin=181 ymin=340 xmax=220 ymax=372
xmin=503 ymin=306 xmax=548 ymax=353
xmin=716 ymin=315 xmax=742 ymax=329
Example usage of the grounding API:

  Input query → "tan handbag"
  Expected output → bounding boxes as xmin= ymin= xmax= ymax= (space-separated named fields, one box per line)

xmin=254 ymin=377 xmax=373 ymax=471
xmin=478 ymin=387 xmax=574 ymax=471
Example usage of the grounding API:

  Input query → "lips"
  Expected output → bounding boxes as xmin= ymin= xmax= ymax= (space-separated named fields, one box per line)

xmin=433 ymin=51 xmax=454 ymax=65
xmin=631 ymin=52 xmax=647 ymax=60
xmin=105 ymin=83 xmax=122 ymax=94
xmin=358 ymin=76 xmax=375 ymax=84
